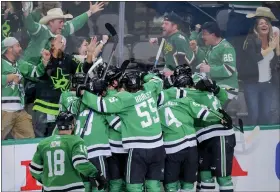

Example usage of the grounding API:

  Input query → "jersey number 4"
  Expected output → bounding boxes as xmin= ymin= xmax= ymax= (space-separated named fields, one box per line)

xmin=165 ymin=107 xmax=182 ymax=128
xmin=135 ymin=98 xmax=159 ymax=128
xmin=46 ymin=150 xmax=65 ymax=177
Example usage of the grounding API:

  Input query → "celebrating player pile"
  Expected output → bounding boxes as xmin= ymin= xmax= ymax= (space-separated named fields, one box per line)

xmin=28 ymin=11 xmax=238 ymax=191
xmin=29 ymin=63 xmax=237 ymax=192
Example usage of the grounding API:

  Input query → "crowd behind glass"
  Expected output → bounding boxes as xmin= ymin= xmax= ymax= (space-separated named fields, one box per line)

xmin=1 ymin=1 xmax=280 ymax=140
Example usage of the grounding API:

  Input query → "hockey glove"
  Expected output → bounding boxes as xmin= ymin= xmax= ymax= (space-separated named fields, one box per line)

xmin=91 ymin=171 xmax=107 ymax=190
xmin=195 ymin=79 xmax=220 ymax=94
xmin=87 ymin=78 xmax=108 ymax=96
xmin=139 ymin=71 xmax=148 ymax=81
xmin=218 ymin=109 xmax=233 ymax=129
xmin=76 ymin=84 xmax=87 ymax=97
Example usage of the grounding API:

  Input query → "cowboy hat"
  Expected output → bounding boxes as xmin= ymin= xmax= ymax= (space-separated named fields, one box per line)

xmin=246 ymin=7 xmax=279 ymax=21
xmin=39 ymin=8 xmax=73 ymax=24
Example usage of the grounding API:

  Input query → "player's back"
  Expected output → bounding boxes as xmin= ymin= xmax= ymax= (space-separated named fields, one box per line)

xmin=118 ymin=89 xmax=163 ymax=149
xmin=74 ymin=106 xmax=111 ymax=159
xmin=158 ymin=99 xmax=197 ymax=154
xmin=37 ymin=134 xmax=87 ymax=191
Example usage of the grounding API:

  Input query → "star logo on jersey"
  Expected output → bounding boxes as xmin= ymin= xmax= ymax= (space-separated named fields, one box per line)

xmin=163 ymin=42 xmax=173 ymax=54
xmin=51 ymin=68 xmax=70 ymax=92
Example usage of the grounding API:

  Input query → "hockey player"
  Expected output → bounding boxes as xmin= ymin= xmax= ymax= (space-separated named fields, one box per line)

xmin=81 ymin=72 xmax=165 ymax=192
xmin=104 ymin=66 xmax=128 ymax=192
xmin=149 ymin=11 xmax=195 ymax=77
xmin=59 ymin=76 xmax=111 ymax=192
xmin=29 ymin=112 xmax=107 ymax=192
xmin=158 ymin=94 xmax=224 ymax=192
xmin=158 ymin=67 xmax=236 ymax=192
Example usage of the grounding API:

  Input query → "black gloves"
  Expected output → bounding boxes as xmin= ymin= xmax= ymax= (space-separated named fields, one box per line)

xmin=86 ymin=78 xmax=108 ymax=96
xmin=195 ymin=79 xmax=220 ymax=95
xmin=89 ymin=171 xmax=107 ymax=190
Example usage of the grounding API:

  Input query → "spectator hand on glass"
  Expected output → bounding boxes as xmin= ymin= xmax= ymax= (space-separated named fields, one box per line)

xmin=149 ymin=38 xmax=158 ymax=45
xmin=190 ymin=40 xmax=198 ymax=53
xmin=87 ymin=36 xmax=98 ymax=54
xmin=41 ymin=49 xmax=51 ymax=66
xmin=87 ymin=2 xmax=105 ymax=17
xmin=3 ymin=8 xmax=11 ymax=19
xmin=195 ymin=24 xmax=201 ymax=32
xmin=6 ymin=74 xmax=21 ymax=84
xmin=200 ymin=63 xmax=210 ymax=73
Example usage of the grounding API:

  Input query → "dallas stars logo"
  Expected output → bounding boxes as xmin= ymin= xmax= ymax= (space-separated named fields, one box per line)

xmin=51 ymin=68 xmax=70 ymax=91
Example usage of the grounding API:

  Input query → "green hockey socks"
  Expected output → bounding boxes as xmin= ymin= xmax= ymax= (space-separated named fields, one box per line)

xmin=109 ymin=179 xmax=125 ymax=192
xmin=217 ymin=176 xmax=234 ymax=192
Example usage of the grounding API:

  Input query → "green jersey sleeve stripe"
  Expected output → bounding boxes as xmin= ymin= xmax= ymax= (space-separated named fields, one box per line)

xmin=157 ymin=91 xmax=164 ymax=106
xmin=69 ymin=23 xmax=75 ymax=34
xmin=31 ymin=24 xmax=42 ymax=35
xmin=29 ymin=166 xmax=43 ymax=174
xmin=197 ymin=108 xmax=207 ymax=120
xmin=30 ymin=161 xmax=43 ymax=169
xmin=73 ymin=159 xmax=89 ymax=168
xmin=109 ymin=117 xmax=121 ymax=130
xmin=203 ymin=111 xmax=210 ymax=121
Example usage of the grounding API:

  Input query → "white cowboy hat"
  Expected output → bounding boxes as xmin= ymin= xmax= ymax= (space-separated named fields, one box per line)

xmin=39 ymin=8 xmax=73 ymax=24
xmin=246 ymin=7 xmax=279 ymax=21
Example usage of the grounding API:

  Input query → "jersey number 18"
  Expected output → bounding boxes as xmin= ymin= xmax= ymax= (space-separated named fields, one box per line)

xmin=46 ymin=150 xmax=65 ymax=177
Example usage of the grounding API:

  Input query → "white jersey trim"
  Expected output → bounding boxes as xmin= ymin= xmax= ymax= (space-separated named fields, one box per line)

xmin=196 ymin=124 xmax=235 ymax=143
xmin=122 ymin=138 xmax=163 ymax=149
xmin=165 ymin=140 xmax=197 ymax=154
xmin=43 ymin=182 xmax=84 ymax=191
xmin=122 ymin=132 xmax=162 ymax=142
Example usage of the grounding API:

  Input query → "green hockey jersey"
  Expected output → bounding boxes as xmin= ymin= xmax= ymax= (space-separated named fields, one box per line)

xmin=23 ymin=12 xmax=89 ymax=65
xmin=205 ymin=39 xmax=239 ymax=99
xmin=1 ymin=57 xmax=45 ymax=111
xmin=106 ymin=89 xmax=128 ymax=154
xmin=158 ymin=97 xmax=220 ymax=154
xmin=163 ymin=31 xmax=195 ymax=71
xmin=158 ymin=87 xmax=234 ymax=143
xmin=59 ymin=91 xmax=112 ymax=159
xmin=29 ymin=134 xmax=98 ymax=191
xmin=82 ymin=74 xmax=164 ymax=149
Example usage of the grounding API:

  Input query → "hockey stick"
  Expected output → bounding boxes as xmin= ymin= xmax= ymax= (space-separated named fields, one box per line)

xmin=208 ymin=108 xmax=244 ymax=133
xmin=120 ymin=60 xmax=130 ymax=74
xmin=153 ymin=38 xmax=165 ymax=70
xmin=101 ymin=23 xmax=119 ymax=80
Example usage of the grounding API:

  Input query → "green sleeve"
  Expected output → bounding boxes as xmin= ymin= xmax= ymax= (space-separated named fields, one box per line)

xmin=182 ymin=97 xmax=221 ymax=122
xmin=157 ymin=87 xmax=180 ymax=106
xmin=173 ymin=35 xmax=195 ymax=65
xmin=190 ymin=31 xmax=199 ymax=41
xmin=30 ymin=9 xmax=42 ymax=23
xmin=18 ymin=59 xmax=45 ymax=79
xmin=23 ymin=13 xmax=45 ymax=37
xmin=143 ymin=74 xmax=163 ymax=96
xmin=209 ymin=47 xmax=237 ymax=78
xmin=62 ymin=13 xmax=89 ymax=37
xmin=72 ymin=139 xmax=98 ymax=177
xmin=29 ymin=146 xmax=43 ymax=182
xmin=106 ymin=115 xmax=122 ymax=132
xmin=215 ymin=88 xmax=228 ymax=106
xmin=192 ymin=46 xmax=206 ymax=70
xmin=1 ymin=75 xmax=7 ymax=86
xmin=82 ymin=91 xmax=132 ymax=114
xmin=59 ymin=91 xmax=81 ymax=115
